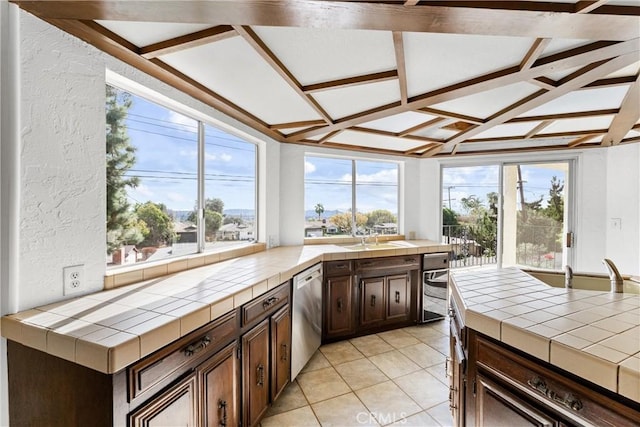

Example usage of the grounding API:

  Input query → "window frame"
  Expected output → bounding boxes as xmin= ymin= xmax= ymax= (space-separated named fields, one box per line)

xmin=106 ymin=72 xmax=259 ymax=269
xmin=303 ymin=153 xmax=401 ymax=239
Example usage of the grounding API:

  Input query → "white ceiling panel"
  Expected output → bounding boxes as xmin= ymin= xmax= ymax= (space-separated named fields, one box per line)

xmin=519 ymin=85 xmax=631 ymax=116
xmin=313 ymin=80 xmax=400 ymax=120
xmin=252 ymin=27 xmax=396 ymax=86
xmin=412 ymin=127 xmax=457 ymax=140
xmin=430 ymin=82 xmax=541 ymax=119
xmin=404 ymin=32 xmax=534 ymax=97
xmin=160 ymin=37 xmax=321 ymax=124
xmin=544 ymin=65 xmax=585 ymax=82
xmin=360 ymin=112 xmax=436 ymax=133
xmin=605 ymin=61 xmax=640 ymax=79
xmin=541 ymin=115 xmax=615 ymax=134
xmin=456 ymin=138 xmax=570 ymax=153
xmin=540 ymin=38 xmax=593 ymax=58
xmin=473 ymin=122 xmax=543 ymax=139
xmin=96 ymin=20 xmax=213 ymax=47
xmin=329 ymin=130 xmax=424 ymax=152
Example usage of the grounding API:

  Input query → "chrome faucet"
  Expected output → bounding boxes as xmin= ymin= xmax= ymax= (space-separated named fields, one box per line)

xmin=360 ymin=235 xmax=368 ymax=246
xmin=372 ymin=232 xmax=379 ymax=246
xmin=602 ymin=259 xmax=624 ymax=293
xmin=564 ymin=265 xmax=573 ymax=289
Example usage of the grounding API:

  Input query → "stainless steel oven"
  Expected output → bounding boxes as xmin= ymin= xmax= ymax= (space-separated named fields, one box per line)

xmin=421 ymin=253 xmax=450 ymax=322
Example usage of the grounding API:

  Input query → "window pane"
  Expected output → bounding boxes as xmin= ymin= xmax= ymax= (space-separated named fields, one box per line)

xmin=503 ymin=162 xmax=568 ymax=269
xmin=442 ymin=166 xmax=499 ymax=268
xmin=304 ymin=157 xmax=353 ymax=237
xmin=203 ymin=124 xmax=256 ymax=250
xmin=106 ymin=85 xmax=198 ymax=267
xmin=355 ymin=160 xmax=398 ymax=235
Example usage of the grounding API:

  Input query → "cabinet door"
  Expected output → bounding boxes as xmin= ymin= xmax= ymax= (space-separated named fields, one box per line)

xmin=242 ymin=319 xmax=270 ymax=427
xmin=361 ymin=277 xmax=385 ymax=326
xmin=475 ymin=374 xmax=562 ymax=427
xmin=129 ymin=373 xmax=197 ymax=427
xmin=325 ymin=275 xmax=355 ymax=337
xmin=386 ymin=273 xmax=410 ymax=321
xmin=198 ymin=342 xmax=239 ymax=427
xmin=449 ymin=322 xmax=466 ymax=427
xmin=271 ymin=304 xmax=291 ymax=402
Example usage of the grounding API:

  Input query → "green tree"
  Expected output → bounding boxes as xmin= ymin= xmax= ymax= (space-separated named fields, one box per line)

xmin=329 ymin=211 xmax=368 ymax=235
xmin=187 ymin=197 xmax=225 ymax=241
xmin=314 ymin=203 xmax=325 ymax=220
xmin=460 ymin=195 xmax=482 ymax=216
xmin=223 ymin=215 xmax=244 ymax=225
xmin=544 ymin=176 xmax=564 ymax=223
xmin=365 ymin=209 xmax=397 ymax=228
xmin=135 ymin=202 xmax=176 ymax=247
xmin=106 ymin=85 xmax=143 ymax=253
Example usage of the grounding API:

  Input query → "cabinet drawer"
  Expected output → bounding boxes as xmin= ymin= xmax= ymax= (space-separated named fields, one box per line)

xmin=242 ymin=283 xmax=289 ymax=326
xmin=355 ymin=255 xmax=420 ymax=272
xmin=128 ymin=310 xmax=237 ymax=401
xmin=325 ymin=260 xmax=352 ymax=277
xmin=476 ymin=335 xmax=640 ymax=426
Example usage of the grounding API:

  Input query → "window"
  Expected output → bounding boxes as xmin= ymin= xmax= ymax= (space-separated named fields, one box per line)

xmin=442 ymin=161 xmax=572 ymax=270
xmin=106 ymin=84 xmax=256 ymax=268
xmin=304 ymin=156 xmax=399 ymax=238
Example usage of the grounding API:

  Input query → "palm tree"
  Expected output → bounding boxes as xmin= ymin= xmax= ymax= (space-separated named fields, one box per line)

xmin=314 ymin=203 xmax=325 ymax=220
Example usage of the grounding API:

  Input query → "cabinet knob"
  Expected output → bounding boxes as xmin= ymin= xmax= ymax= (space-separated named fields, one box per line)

xmin=257 ymin=363 xmax=265 ymax=387
xmin=337 ymin=297 xmax=343 ymax=313
xmin=218 ymin=399 xmax=227 ymax=427
xmin=527 ymin=376 xmax=583 ymax=412
xmin=184 ymin=335 xmax=212 ymax=357
xmin=281 ymin=343 xmax=288 ymax=361
xmin=395 ymin=291 xmax=401 ymax=304
xmin=370 ymin=295 xmax=376 ymax=307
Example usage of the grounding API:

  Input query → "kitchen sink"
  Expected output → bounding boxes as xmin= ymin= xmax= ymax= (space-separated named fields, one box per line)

xmin=526 ymin=270 xmax=640 ymax=294
xmin=340 ymin=242 xmax=401 ymax=251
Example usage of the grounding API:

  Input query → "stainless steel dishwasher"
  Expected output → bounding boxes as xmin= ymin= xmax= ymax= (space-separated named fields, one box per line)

xmin=291 ymin=262 xmax=323 ymax=380
xmin=421 ymin=252 xmax=450 ymax=322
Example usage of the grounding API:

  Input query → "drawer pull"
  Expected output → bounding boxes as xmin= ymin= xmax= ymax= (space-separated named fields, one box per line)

xmin=395 ymin=291 xmax=401 ymax=303
xmin=370 ymin=295 xmax=376 ymax=307
xmin=335 ymin=264 xmax=346 ymax=269
xmin=262 ymin=296 xmax=279 ymax=308
xmin=337 ymin=297 xmax=343 ymax=313
xmin=218 ymin=399 xmax=227 ymax=427
xmin=528 ymin=376 xmax=583 ymax=412
xmin=184 ymin=335 xmax=212 ymax=357
xmin=361 ymin=261 xmax=374 ymax=267
xmin=257 ymin=363 xmax=265 ymax=387
xmin=281 ymin=343 xmax=288 ymax=361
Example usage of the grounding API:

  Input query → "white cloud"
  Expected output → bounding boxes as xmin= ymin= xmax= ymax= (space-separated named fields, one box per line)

xmin=205 ymin=153 xmax=217 ymax=161
xmin=304 ymin=160 xmax=316 ymax=174
xmin=167 ymin=110 xmax=197 ymax=132
xmin=340 ymin=168 xmax=397 ymax=184
xmin=179 ymin=149 xmax=198 ymax=158
xmin=167 ymin=192 xmax=188 ymax=203
xmin=220 ymin=153 xmax=232 ymax=162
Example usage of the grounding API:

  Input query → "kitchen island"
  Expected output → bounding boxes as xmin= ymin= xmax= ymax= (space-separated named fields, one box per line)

xmin=1 ymin=240 xmax=449 ymax=426
xmin=449 ymin=267 xmax=640 ymax=426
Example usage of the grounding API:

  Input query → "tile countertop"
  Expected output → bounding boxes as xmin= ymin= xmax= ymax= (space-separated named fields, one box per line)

xmin=1 ymin=240 xmax=450 ymax=375
xmin=450 ymin=267 xmax=640 ymax=404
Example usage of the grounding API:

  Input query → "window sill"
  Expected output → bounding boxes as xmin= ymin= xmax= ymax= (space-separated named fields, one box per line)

xmin=104 ymin=242 xmax=267 ymax=289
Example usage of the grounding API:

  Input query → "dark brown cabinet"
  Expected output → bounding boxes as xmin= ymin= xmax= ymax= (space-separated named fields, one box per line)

xmin=448 ymin=296 xmax=640 ymax=427
xmin=199 ymin=342 xmax=240 ymax=427
xmin=360 ymin=276 xmax=385 ymax=325
xmin=271 ymin=305 xmax=291 ymax=401
xmin=323 ymin=255 xmax=419 ymax=342
xmin=129 ymin=373 xmax=198 ymax=427
xmin=242 ymin=319 xmax=271 ymax=427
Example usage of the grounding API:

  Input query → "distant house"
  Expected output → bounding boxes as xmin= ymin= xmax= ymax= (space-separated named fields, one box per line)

xmin=111 ymin=245 xmax=139 ymax=265
xmin=373 ymin=222 xmax=398 ymax=235
xmin=174 ymin=221 xmax=197 ymax=243
xmin=216 ymin=223 xmax=254 ymax=241
xmin=305 ymin=220 xmax=339 ymax=237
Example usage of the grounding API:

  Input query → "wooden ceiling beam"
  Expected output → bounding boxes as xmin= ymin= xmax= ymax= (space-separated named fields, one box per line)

xmin=601 ymin=73 xmax=640 ymax=145
xmin=530 ymin=77 xmax=557 ymax=90
xmin=301 ymin=70 xmax=398 ymax=93
xmin=269 ymin=120 xmax=327 ymax=130
xmin=140 ymin=25 xmax=236 ymax=59
xmin=575 ymin=1 xmax=610 ymax=14
xmin=418 ymin=108 xmax=484 ymax=124
xmin=435 ymin=54 xmax=639 ymax=154
xmin=524 ymin=120 xmax=554 ymax=138
xmin=288 ymin=38 xmax=639 ymax=141
xmin=398 ymin=117 xmax=454 ymax=137
xmin=350 ymin=126 xmax=442 ymax=144
xmin=317 ymin=130 xmax=342 ymax=145
xmin=520 ymin=38 xmax=552 ymax=71
xmin=582 ymin=75 xmax=638 ymax=89
xmin=232 ymin=25 xmax=333 ymax=124
xmin=11 ymin=1 xmax=640 ymax=40
xmin=42 ymin=18 xmax=284 ymax=143
xmin=507 ymin=108 xmax=619 ymax=123
xmin=393 ymin=32 xmax=409 ymax=105
xmin=569 ymin=133 xmax=601 ymax=147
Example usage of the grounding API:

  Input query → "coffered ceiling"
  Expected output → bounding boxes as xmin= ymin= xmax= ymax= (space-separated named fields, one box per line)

xmin=13 ymin=0 xmax=640 ymax=157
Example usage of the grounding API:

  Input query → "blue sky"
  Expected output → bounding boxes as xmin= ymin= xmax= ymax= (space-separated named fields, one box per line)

xmin=120 ymin=90 xmax=256 ymax=213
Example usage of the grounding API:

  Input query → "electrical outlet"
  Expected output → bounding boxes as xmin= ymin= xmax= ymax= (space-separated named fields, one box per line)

xmin=63 ymin=264 xmax=85 ymax=295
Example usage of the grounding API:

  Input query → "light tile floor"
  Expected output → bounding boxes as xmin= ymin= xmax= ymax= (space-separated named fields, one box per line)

xmin=260 ymin=320 xmax=454 ymax=426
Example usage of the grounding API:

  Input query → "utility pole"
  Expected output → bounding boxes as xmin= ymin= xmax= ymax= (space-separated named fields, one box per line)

xmin=517 ymin=165 xmax=527 ymax=222
xmin=445 ymin=186 xmax=456 ymax=210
